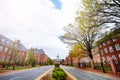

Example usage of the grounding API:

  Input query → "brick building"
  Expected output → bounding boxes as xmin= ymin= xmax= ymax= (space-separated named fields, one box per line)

xmin=0 ymin=34 xmax=27 ymax=66
xmin=78 ymin=27 xmax=120 ymax=72
xmin=96 ymin=28 xmax=120 ymax=64
xmin=35 ymin=49 xmax=49 ymax=64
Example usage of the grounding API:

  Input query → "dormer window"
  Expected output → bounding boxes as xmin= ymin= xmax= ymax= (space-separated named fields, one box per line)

xmin=1 ymin=39 xmax=5 ymax=43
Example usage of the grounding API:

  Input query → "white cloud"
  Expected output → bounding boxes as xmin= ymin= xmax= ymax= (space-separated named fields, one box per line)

xmin=0 ymin=0 xmax=81 ymax=59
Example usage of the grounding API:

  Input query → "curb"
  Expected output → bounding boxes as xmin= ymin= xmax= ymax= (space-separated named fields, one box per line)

xmin=35 ymin=68 xmax=53 ymax=80
xmin=77 ymin=68 xmax=120 ymax=80
xmin=0 ymin=66 xmax=43 ymax=77
xmin=63 ymin=68 xmax=77 ymax=80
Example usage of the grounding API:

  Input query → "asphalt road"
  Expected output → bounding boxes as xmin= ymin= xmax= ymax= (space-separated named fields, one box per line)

xmin=0 ymin=65 xmax=54 ymax=80
xmin=61 ymin=65 xmax=114 ymax=80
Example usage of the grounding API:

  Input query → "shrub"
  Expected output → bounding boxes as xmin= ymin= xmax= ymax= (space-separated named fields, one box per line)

xmin=52 ymin=68 xmax=67 ymax=80
xmin=54 ymin=63 xmax=60 ymax=68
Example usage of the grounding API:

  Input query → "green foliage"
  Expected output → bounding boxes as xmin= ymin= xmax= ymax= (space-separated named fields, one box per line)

xmin=27 ymin=48 xmax=36 ymax=67
xmin=52 ymin=68 xmax=67 ymax=80
xmin=47 ymin=58 xmax=54 ymax=65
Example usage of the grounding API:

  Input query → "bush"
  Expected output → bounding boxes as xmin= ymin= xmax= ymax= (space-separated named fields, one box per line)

xmin=54 ymin=63 xmax=60 ymax=68
xmin=52 ymin=68 xmax=67 ymax=80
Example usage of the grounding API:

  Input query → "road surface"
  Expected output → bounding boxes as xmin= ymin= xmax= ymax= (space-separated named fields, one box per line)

xmin=0 ymin=65 xmax=53 ymax=80
xmin=61 ymin=65 xmax=114 ymax=80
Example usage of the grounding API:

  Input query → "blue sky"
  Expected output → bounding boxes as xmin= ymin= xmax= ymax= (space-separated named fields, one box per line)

xmin=50 ymin=0 xmax=62 ymax=9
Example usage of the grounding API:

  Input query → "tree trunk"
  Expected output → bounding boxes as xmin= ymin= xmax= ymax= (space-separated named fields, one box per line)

xmin=89 ymin=51 xmax=95 ymax=69
xmin=90 ymin=59 xmax=95 ymax=69
xmin=70 ymin=57 xmax=73 ymax=66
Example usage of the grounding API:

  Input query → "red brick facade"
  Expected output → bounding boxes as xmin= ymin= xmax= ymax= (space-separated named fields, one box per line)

xmin=35 ymin=49 xmax=48 ymax=64
xmin=98 ymin=37 xmax=120 ymax=64
xmin=0 ymin=34 xmax=27 ymax=65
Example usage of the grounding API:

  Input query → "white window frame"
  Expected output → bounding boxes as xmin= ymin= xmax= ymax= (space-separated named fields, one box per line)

xmin=109 ymin=46 xmax=113 ymax=52
xmin=112 ymin=55 xmax=118 ymax=64
xmin=115 ymin=44 xmax=120 ymax=51
xmin=104 ymin=48 xmax=108 ymax=53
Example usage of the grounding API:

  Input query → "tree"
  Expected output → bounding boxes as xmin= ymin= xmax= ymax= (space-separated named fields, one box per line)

xmin=68 ymin=44 xmax=86 ymax=66
xmin=27 ymin=48 xmax=36 ymax=67
xmin=47 ymin=58 xmax=54 ymax=65
xmin=93 ymin=0 xmax=120 ymax=26
xmin=6 ymin=41 xmax=19 ymax=70
xmin=60 ymin=0 xmax=103 ymax=69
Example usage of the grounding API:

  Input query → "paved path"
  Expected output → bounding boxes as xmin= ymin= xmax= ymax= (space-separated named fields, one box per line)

xmin=61 ymin=65 xmax=118 ymax=80
xmin=0 ymin=65 xmax=54 ymax=80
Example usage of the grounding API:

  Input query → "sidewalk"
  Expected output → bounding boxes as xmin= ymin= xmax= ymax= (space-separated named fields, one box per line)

xmin=0 ymin=67 xmax=41 ymax=77
xmin=77 ymin=68 xmax=120 ymax=80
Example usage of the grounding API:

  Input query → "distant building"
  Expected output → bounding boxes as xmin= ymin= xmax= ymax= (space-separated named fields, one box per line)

xmin=35 ymin=49 xmax=49 ymax=64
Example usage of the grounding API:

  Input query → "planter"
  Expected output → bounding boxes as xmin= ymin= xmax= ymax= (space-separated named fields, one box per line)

xmin=54 ymin=62 xmax=60 ymax=68
xmin=37 ymin=68 xmax=74 ymax=80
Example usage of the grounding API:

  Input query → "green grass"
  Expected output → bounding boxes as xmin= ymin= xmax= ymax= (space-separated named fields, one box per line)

xmin=0 ymin=70 xmax=7 ymax=73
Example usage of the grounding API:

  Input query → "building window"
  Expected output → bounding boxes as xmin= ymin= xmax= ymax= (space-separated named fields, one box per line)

xmin=1 ymin=39 xmax=5 ymax=43
xmin=107 ymin=56 xmax=110 ymax=64
xmin=115 ymin=44 xmax=120 ymax=51
xmin=112 ymin=55 xmax=118 ymax=64
xmin=103 ymin=43 xmax=106 ymax=46
xmin=109 ymin=46 xmax=113 ymax=52
xmin=4 ymin=47 xmax=8 ymax=53
xmin=102 ymin=57 xmax=105 ymax=64
xmin=0 ymin=46 xmax=3 ymax=52
xmin=104 ymin=48 xmax=108 ymax=53
xmin=100 ymin=49 xmax=104 ymax=55
xmin=112 ymin=38 xmax=116 ymax=42
xmin=107 ymin=41 xmax=110 ymax=44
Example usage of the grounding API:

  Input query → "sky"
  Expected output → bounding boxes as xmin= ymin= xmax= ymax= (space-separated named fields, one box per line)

xmin=0 ymin=0 xmax=81 ymax=59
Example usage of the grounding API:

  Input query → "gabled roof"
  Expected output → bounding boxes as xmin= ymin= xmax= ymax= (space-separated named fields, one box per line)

xmin=35 ymin=49 xmax=45 ymax=54
xmin=17 ymin=44 xmax=27 ymax=51
xmin=0 ymin=34 xmax=13 ymax=46
xmin=0 ymin=34 xmax=27 ymax=51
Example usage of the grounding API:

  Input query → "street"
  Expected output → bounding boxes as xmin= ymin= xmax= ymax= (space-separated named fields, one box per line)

xmin=61 ymin=65 xmax=113 ymax=80
xmin=0 ymin=66 xmax=54 ymax=80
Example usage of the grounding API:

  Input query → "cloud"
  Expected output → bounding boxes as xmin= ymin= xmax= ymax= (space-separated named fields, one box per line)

xmin=0 ymin=0 xmax=81 ymax=59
